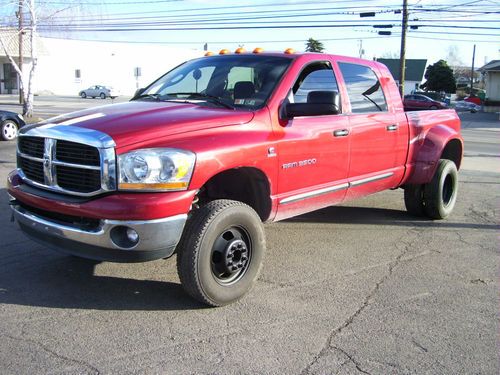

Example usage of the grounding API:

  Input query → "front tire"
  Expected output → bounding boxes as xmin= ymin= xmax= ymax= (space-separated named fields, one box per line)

xmin=423 ymin=159 xmax=458 ymax=219
xmin=1 ymin=120 xmax=19 ymax=141
xmin=177 ymin=199 xmax=265 ymax=306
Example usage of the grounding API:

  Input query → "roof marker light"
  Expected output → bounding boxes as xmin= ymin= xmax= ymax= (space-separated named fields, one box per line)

xmin=284 ymin=48 xmax=295 ymax=54
xmin=219 ymin=49 xmax=230 ymax=55
xmin=235 ymin=47 xmax=246 ymax=54
xmin=253 ymin=47 xmax=264 ymax=54
xmin=204 ymin=51 xmax=214 ymax=56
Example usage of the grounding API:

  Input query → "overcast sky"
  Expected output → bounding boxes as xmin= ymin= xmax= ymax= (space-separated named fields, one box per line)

xmin=2 ymin=0 xmax=499 ymax=67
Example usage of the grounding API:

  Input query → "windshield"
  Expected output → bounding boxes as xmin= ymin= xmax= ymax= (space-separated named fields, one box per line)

xmin=134 ymin=55 xmax=292 ymax=110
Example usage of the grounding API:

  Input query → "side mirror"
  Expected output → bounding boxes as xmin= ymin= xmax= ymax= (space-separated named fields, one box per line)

xmin=283 ymin=91 xmax=340 ymax=119
xmin=132 ymin=87 xmax=145 ymax=99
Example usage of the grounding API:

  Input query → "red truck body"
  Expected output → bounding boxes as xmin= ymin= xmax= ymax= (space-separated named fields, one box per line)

xmin=7 ymin=52 xmax=462 ymax=305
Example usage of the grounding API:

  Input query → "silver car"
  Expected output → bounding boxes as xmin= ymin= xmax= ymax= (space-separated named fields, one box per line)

xmin=454 ymin=100 xmax=481 ymax=113
xmin=79 ymin=85 xmax=119 ymax=99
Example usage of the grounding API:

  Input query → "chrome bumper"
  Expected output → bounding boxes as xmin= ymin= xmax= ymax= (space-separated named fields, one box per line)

xmin=10 ymin=202 xmax=187 ymax=262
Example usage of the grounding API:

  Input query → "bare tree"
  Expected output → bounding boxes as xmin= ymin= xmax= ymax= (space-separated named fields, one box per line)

xmin=1 ymin=1 xmax=98 ymax=117
xmin=0 ymin=0 xmax=37 ymax=117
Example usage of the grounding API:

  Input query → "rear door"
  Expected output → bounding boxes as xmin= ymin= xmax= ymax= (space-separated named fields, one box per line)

xmin=337 ymin=62 xmax=405 ymax=199
xmin=275 ymin=61 xmax=350 ymax=220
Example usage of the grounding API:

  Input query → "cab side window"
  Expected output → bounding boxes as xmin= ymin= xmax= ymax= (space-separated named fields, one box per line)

xmin=338 ymin=62 xmax=387 ymax=113
xmin=292 ymin=62 xmax=339 ymax=104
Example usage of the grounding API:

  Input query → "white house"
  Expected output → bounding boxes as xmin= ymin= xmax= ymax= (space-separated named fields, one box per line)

xmin=0 ymin=28 xmax=203 ymax=96
xmin=478 ymin=60 xmax=500 ymax=113
xmin=375 ymin=58 xmax=428 ymax=96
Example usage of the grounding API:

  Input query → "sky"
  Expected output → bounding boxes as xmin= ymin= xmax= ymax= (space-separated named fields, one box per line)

xmin=1 ymin=0 xmax=499 ymax=68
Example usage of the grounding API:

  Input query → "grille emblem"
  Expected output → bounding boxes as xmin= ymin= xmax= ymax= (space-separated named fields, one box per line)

xmin=43 ymin=138 xmax=56 ymax=186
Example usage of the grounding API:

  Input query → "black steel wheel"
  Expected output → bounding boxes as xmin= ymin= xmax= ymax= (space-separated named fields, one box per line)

xmin=177 ymin=199 xmax=265 ymax=306
xmin=423 ymin=159 xmax=458 ymax=219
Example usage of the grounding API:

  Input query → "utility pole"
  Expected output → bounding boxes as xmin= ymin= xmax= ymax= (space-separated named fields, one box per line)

xmin=470 ymin=44 xmax=476 ymax=95
xmin=398 ymin=0 xmax=408 ymax=97
xmin=18 ymin=0 xmax=24 ymax=104
xmin=358 ymin=39 xmax=364 ymax=59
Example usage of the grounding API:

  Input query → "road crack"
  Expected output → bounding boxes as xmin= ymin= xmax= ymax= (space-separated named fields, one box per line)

xmin=332 ymin=346 xmax=371 ymax=374
xmin=2 ymin=333 xmax=100 ymax=374
xmin=300 ymin=229 xmax=423 ymax=375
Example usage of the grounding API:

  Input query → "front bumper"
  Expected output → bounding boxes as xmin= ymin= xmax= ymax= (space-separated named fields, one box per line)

xmin=10 ymin=201 xmax=187 ymax=263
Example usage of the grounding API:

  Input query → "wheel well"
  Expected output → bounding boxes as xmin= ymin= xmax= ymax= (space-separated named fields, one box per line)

xmin=198 ymin=168 xmax=272 ymax=221
xmin=441 ymin=139 xmax=462 ymax=170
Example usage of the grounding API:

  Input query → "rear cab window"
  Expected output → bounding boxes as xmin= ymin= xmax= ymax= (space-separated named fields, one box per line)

xmin=338 ymin=62 xmax=388 ymax=113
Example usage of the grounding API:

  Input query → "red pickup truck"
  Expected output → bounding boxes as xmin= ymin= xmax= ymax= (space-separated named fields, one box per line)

xmin=8 ymin=50 xmax=462 ymax=306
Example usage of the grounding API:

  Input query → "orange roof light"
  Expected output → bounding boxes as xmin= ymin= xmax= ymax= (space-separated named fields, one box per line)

xmin=253 ymin=47 xmax=264 ymax=54
xmin=204 ymin=51 xmax=214 ymax=56
xmin=235 ymin=47 xmax=246 ymax=54
xmin=219 ymin=49 xmax=230 ymax=55
xmin=284 ymin=48 xmax=295 ymax=54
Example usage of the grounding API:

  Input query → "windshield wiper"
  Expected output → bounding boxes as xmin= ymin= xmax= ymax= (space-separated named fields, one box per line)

xmin=132 ymin=93 xmax=161 ymax=101
xmin=166 ymin=92 xmax=234 ymax=109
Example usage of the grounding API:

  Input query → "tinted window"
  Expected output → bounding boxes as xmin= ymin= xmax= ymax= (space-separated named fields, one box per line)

xmin=338 ymin=63 xmax=387 ymax=113
xmin=292 ymin=62 xmax=339 ymax=104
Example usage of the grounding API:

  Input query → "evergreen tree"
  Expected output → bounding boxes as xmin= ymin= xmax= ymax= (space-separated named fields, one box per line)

xmin=305 ymin=38 xmax=325 ymax=53
xmin=420 ymin=60 xmax=457 ymax=93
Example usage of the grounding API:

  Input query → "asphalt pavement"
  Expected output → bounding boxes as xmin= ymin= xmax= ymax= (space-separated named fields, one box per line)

xmin=0 ymin=102 xmax=498 ymax=374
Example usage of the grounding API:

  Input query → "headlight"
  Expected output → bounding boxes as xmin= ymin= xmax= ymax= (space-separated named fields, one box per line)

xmin=118 ymin=148 xmax=195 ymax=191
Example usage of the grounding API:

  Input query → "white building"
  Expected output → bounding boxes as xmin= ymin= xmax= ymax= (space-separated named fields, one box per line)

xmin=0 ymin=29 xmax=203 ymax=96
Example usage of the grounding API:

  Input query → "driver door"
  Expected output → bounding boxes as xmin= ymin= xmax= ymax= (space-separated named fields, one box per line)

xmin=275 ymin=61 xmax=350 ymax=221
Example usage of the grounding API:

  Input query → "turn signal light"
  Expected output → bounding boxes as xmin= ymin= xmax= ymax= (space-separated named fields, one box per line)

xmin=235 ymin=47 xmax=246 ymax=54
xmin=253 ymin=47 xmax=264 ymax=53
xmin=284 ymin=48 xmax=295 ymax=54
xmin=219 ymin=49 xmax=230 ymax=55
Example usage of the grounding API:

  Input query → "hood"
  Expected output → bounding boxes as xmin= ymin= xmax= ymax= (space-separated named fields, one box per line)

xmin=35 ymin=101 xmax=254 ymax=148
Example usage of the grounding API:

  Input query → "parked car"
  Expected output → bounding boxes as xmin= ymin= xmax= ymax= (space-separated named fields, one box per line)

xmin=455 ymin=100 xmax=481 ymax=113
xmin=10 ymin=51 xmax=462 ymax=306
xmin=403 ymin=94 xmax=448 ymax=111
xmin=464 ymin=95 xmax=482 ymax=106
xmin=1 ymin=110 xmax=25 ymax=141
xmin=414 ymin=90 xmax=449 ymax=105
xmin=79 ymin=85 xmax=119 ymax=99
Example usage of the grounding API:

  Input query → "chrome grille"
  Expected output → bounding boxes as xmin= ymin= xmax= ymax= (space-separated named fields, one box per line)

xmin=19 ymin=136 xmax=44 ymax=158
xmin=56 ymin=165 xmax=101 ymax=193
xmin=17 ymin=134 xmax=116 ymax=197
xmin=56 ymin=140 xmax=100 ymax=166
xmin=18 ymin=156 xmax=44 ymax=183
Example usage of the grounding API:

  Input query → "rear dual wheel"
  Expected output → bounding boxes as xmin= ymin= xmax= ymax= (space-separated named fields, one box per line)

xmin=177 ymin=199 xmax=265 ymax=306
xmin=404 ymin=159 xmax=458 ymax=219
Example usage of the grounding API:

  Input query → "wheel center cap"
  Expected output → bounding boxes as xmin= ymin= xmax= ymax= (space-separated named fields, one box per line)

xmin=223 ymin=239 xmax=248 ymax=274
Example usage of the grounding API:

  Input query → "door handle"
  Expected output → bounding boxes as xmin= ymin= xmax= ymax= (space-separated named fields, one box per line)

xmin=333 ymin=129 xmax=349 ymax=137
xmin=386 ymin=124 xmax=398 ymax=131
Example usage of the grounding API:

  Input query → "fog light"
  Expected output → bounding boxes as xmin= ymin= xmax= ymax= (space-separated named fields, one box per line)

xmin=126 ymin=228 xmax=139 ymax=243
xmin=110 ymin=226 xmax=140 ymax=249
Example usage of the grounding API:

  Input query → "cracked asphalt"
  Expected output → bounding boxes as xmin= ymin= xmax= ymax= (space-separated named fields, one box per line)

xmin=0 ymin=107 xmax=498 ymax=374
